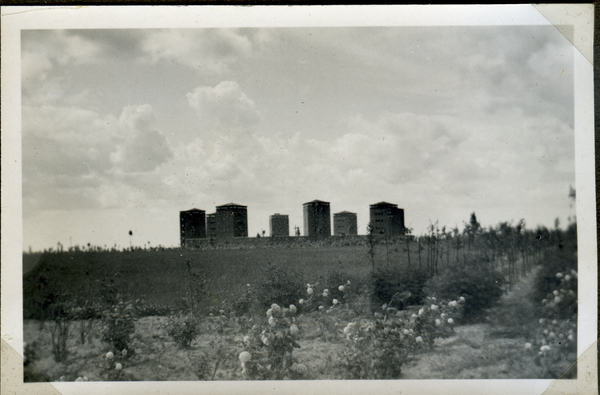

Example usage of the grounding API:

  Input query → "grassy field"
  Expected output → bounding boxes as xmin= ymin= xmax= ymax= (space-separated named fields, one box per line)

xmin=24 ymin=240 xmax=419 ymax=316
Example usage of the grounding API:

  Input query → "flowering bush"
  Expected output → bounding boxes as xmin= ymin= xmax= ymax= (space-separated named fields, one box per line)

xmin=531 ymin=267 xmax=578 ymax=378
xmin=340 ymin=318 xmax=412 ymax=379
xmin=338 ymin=296 xmax=463 ymax=379
xmin=527 ymin=243 xmax=578 ymax=378
xmin=531 ymin=317 xmax=577 ymax=378
xmin=538 ymin=269 xmax=577 ymax=320
xmin=299 ymin=280 xmax=353 ymax=314
xmin=238 ymin=304 xmax=304 ymax=380
xmin=102 ymin=300 xmax=136 ymax=352
xmin=100 ymin=348 xmax=133 ymax=381
xmin=532 ymin=245 xmax=577 ymax=319
xmin=424 ymin=265 xmax=503 ymax=323
xmin=412 ymin=297 xmax=462 ymax=348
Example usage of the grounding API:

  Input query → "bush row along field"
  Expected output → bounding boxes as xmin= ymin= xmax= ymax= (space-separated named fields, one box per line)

xmin=23 ymin=217 xmax=577 ymax=381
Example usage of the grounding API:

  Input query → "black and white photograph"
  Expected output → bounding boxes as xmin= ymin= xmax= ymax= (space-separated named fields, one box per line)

xmin=1 ymin=5 xmax=596 ymax=395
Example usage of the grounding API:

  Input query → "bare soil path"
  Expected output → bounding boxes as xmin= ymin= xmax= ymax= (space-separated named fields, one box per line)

xmin=400 ymin=268 xmax=546 ymax=379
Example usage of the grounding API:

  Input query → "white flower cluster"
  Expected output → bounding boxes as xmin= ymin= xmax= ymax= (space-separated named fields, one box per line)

xmin=266 ymin=303 xmax=299 ymax=326
xmin=239 ymin=351 xmax=252 ymax=375
xmin=290 ymin=324 xmax=300 ymax=335
xmin=239 ymin=351 xmax=252 ymax=363
xmin=343 ymin=322 xmax=359 ymax=340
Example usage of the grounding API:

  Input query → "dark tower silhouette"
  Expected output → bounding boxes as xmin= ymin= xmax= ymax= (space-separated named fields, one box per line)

xmin=269 ymin=214 xmax=290 ymax=237
xmin=333 ymin=211 xmax=358 ymax=236
xmin=303 ymin=200 xmax=331 ymax=239
xmin=180 ymin=209 xmax=207 ymax=247
xmin=369 ymin=202 xmax=405 ymax=236
xmin=215 ymin=203 xmax=248 ymax=239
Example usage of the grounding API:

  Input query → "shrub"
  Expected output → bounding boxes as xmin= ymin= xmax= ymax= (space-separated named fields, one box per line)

xmin=411 ymin=296 xmax=463 ymax=347
xmin=339 ymin=296 xmax=462 ymax=379
xmin=48 ymin=317 xmax=71 ymax=362
xmin=165 ymin=314 xmax=200 ymax=348
xmin=530 ymin=245 xmax=578 ymax=379
xmin=230 ymin=284 xmax=262 ymax=317
xmin=102 ymin=301 xmax=136 ymax=352
xmin=254 ymin=263 xmax=306 ymax=309
xmin=321 ymin=266 xmax=364 ymax=305
xmin=238 ymin=303 xmax=303 ymax=380
xmin=70 ymin=304 xmax=100 ymax=344
xmin=532 ymin=317 xmax=577 ymax=378
xmin=424 ymin=264 xmax=503 ymax=323
xmin=296 ymin=280 xmax=357 ymax=318
xmin=532 ymin=245 xmax=577 ymax=320
xmin=371 ymin=267 xmax=431 ymax=310
xmin=40 ymin=296 xmax=74 ymax=362
xmin=340 ymin=319 xmax=412 ymax=379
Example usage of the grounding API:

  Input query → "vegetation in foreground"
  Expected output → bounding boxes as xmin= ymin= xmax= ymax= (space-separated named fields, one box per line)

xmin=23 ymin=215 xmax=578 ymax=381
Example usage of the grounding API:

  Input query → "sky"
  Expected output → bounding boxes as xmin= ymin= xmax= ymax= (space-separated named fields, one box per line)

xmin=21 ymin=26 xmax=576 ymax=251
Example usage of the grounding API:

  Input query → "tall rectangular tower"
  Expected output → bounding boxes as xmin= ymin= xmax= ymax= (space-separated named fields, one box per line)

xmin=180 ymin=209 xmax=206 ymax=247
xmin=269 ymin=214 xmax=289 ymax=237
xmin=333 ymin=211 xmax=358 ymax=236
xmin=303 ymin=200 xmax=331 ymax=239
xmin=216 ymin=203 xmax=248 ymax=238
xmin=369 ymin=202 xmax=405 ymax=236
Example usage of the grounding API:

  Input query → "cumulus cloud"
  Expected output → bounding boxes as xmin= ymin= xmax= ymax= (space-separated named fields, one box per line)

xmin=22 ymin=103 xmax=174 ymax=213
xmin=22 ymin=105 xmax=117 ymax=212
xmin=22 ymin=105 xmax=117 ymax=177
xmin=187 ymin=80 xmax=262 ymax=132
xmin=141 ymin=29 xmax=252 ymax=73
xmin=110 ymin=105 xmax=173 ymax=173
xmin=22 ymin=30 xmax=104 ymax=92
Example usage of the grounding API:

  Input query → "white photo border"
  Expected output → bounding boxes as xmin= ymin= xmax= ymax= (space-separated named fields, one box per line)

xmin=1 ymin=4 xmax=596 ymax=395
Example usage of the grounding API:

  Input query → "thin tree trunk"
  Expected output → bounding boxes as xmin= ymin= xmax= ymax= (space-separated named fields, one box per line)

xmin=418 ymin=238 xmax=422 ymax=268
xmin=406 ymin=237 xmax=411 ymax=268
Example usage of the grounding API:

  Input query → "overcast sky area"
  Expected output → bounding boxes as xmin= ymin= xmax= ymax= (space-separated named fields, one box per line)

xmin=21 ymin=26 xmax=576 ymax=251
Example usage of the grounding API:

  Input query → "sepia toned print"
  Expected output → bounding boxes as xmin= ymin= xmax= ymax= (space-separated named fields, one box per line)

xmin=2 ymin=5 xmax=595 ymax=395
xmin=21 ymin=24 xmax=578 ymax=382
